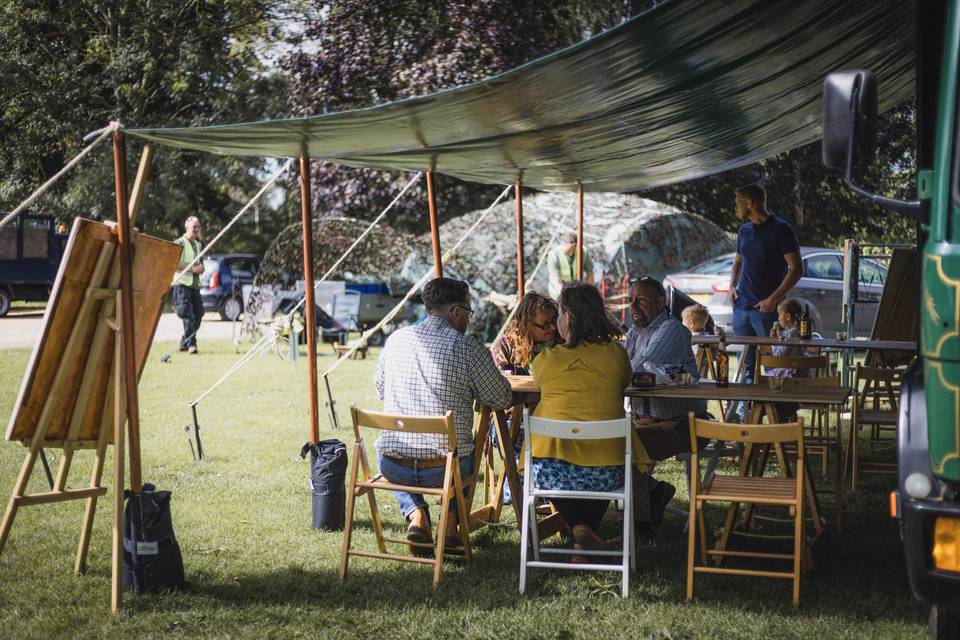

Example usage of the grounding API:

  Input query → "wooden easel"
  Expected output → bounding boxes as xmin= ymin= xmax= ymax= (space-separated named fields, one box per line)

xmin=0 ymin=142 xmax=178 ymax=612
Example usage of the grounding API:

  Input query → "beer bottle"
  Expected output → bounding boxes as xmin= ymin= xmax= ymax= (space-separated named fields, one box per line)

xmin=715 ymin=327 xmax=729 ymax=388
xmin=799 ymin=305 xmax=811 ymax=340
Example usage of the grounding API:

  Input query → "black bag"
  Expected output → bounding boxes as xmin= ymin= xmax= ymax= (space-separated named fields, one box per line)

xmin=300 ymin=439 xmax=348 ymax=531
xmin=122 ymin=483 xmax=185 ymax=592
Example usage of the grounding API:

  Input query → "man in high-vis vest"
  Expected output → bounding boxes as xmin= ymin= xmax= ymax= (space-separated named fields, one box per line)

xmin=546 ymin=231 xmax=594 ymax=299
xmin=172 ymin=216 xmax=205 ymax=354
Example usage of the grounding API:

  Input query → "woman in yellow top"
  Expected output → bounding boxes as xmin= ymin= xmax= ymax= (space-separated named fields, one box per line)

xmin=530 ymin=283 xmax=633 ymax=555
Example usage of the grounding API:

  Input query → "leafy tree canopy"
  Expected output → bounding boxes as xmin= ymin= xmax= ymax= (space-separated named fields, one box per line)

xmin=0 ymin=0 xmax=291 ymax=249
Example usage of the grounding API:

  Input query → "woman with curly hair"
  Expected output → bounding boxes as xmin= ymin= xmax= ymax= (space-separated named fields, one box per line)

xmin=490 ymin=292 xmax=558 ymax=375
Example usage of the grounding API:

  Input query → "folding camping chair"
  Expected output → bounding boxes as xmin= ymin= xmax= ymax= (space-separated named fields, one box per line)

xmin=847 ymin=363 xmax=900 ymax=491
xmin=686 ymin=414 xmax=807 ymax=608
xmin=340 ymin=406 xmax=472 ymax=588
xmin=518 ymin=409 xmax=635 ymax=598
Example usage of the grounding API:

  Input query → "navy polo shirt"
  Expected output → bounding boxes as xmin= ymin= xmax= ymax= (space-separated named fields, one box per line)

xmin=735 ymin=214 xmax=800 ymax=307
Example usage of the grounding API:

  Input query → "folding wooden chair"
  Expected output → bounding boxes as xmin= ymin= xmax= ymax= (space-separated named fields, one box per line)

xmin=519 ymin=409 xmax=635 ymax=598
xmin=847 ymin=363 xmax=899 ymax=491
xmin=686 ymin=413 xmax=807 ymax=608
xmin=340 ymin=406 xmax=472 ymax=588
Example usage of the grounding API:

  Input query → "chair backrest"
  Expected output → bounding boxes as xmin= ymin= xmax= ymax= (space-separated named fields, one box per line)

xmin=757 ymin=353 xmax=829 ymax=374
xmin=854 ymin=363 xmax=899 ymax=409
xmin=524 ymin=410 xmax=632 ymax=455
xmin=350 ymin=405 xmax=457 ymax=447
xmin=755 ymin=373 xmax=840 ymax=389
xmin=687 ymin=412 xmax=804 ymax=455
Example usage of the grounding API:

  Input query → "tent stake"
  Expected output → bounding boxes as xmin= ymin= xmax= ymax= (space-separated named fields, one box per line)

xmin=426 ymin=171 xmax=442 ymax=277
xmin=515 ymin=179 xmax=524 ymax=298
xmin=112 ymin=132 xmax=143 ymax=494
xmin=577 ymin=184 xmax=585 ymax=281
xmin=299 ymin=151 xmax=320 ymax=445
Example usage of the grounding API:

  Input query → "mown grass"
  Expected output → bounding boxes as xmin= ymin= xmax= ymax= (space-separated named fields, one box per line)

xmin=0 ymin=338 xmax=928 ymax=639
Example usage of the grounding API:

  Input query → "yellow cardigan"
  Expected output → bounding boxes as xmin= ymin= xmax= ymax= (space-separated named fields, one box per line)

xmin=527 ymin=341 xmax=649 ymax=469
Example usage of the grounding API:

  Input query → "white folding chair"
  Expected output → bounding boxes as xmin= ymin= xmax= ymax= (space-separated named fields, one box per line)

xmin=518 ymin=409 xmax=635 ymax=598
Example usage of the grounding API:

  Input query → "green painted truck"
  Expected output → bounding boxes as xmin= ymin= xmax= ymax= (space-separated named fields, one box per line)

xmin=822 ymin=1 xmax=960 ymax=636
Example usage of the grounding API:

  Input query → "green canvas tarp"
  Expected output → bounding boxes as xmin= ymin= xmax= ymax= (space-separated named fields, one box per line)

xmin=125 ymin=0 xmax=915 ymax=193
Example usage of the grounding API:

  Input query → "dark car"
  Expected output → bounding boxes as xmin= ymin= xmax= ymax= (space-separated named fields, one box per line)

xmin=198 ymin=253 xmax=260 ymax=321
xmin=0 ymin=214 xmax=69 ymax=316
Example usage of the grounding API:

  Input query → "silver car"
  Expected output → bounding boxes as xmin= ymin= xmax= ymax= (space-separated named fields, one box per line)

xmin=664 ymin=247 xmax=887 ymax=337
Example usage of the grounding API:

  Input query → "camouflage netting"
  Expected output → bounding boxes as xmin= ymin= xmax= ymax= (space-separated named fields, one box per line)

xmin=248 ymin=193 xmax=734 ymax=335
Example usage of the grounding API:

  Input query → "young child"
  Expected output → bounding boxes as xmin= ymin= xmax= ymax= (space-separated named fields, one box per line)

xmin=681 ymin=303 xmax=710 ymax=335
xmin=766 ymin=298 xmax=810 ymax=419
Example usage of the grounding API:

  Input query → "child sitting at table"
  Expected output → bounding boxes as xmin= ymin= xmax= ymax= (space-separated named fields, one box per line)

xmin=681 ymin=303 xmax=710 ymax=359
xmin=681 ymin=303 xmax=710 ymax=335
xmin=765 ymin=298 xmax=812 ymax=419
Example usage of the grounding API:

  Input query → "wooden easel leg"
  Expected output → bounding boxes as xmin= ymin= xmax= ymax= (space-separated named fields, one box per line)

xmin=76 ymin=404 xmax=114 ymax=574
xmin=0 ymin=449 xmax=40 ymax=557
xmin=111 ymin=331 xmax=126 ymax=614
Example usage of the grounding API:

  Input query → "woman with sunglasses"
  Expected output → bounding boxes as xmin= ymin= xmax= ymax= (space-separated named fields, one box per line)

xmin=525 ymin=283 xmax=637 ymax=561
xmin=491 ymin=292 xmax=559 ymax=375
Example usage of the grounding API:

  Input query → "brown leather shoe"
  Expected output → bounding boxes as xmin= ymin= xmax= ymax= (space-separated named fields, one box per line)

xmin=407 ymin=524 xmax=433 ymax=557
xmin=572 ymin=524 xmax=608 ymax=552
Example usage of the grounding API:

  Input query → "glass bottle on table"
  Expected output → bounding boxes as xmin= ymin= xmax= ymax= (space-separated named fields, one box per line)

xmin=799 ymin=305 xmax=812 ymax=340
xmin=715 ymin=327 xmax=729 ymax=388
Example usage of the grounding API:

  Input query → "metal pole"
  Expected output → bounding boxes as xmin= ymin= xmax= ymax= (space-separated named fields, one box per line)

xmin=299 ymin=151 xmax=320 ymax=445
xmin=426 ymin=171 xmax=442 ymax=278
xmin=576 ymin=184 xmax=585 ymax=281
xmin=112 ymin=131 xmax=142 ymax=494
xmin=515 ymin=178 xmax=524 ymax=298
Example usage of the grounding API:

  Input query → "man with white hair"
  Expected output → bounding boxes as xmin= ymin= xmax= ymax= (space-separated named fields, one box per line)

xmin=172 ymin=216 xmax=205 ymax=354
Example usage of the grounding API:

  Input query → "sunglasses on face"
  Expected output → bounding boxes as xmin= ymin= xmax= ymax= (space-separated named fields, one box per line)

xmin=531 ymin=317 xmax=557 ymax=330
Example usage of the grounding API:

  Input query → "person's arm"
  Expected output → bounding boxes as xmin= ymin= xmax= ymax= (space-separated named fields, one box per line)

xmin=728 ymin=253 xmax=742 ymax=307
xmin=490 ymin=334 xmax=511 ymax=369
xmin=468 ymin=338 xmax=512 ymax=410
xmin=756 ymin=251 xmax=802 ymax=313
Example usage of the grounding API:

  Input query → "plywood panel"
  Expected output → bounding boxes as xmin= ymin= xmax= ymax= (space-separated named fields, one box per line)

xmin=5 ymin=218 xmax=179 ymax=444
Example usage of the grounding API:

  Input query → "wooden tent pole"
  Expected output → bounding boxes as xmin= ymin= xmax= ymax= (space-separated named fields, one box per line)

xmin=112 ymin=131 xmax=142 ymax=493
xmin=299 ymin=151 xmax=320 ymax=444
xmin=576 ymin=184 xmax=585 ymax=281
xmin=426 ymin=171 xmax=442 ymax=278
xmin=515 ymin=179 xmax=524 ymax=297
xmin=127 ymin=144 xmax=154 ymax=225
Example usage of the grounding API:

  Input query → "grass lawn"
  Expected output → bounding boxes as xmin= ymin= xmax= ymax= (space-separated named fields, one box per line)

xmin=0 ymin=338 xmax=928 ymax=639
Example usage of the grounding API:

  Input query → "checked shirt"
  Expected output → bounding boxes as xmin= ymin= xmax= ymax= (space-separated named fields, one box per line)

xmin=375 ymin=315 xmax=512 ymax=460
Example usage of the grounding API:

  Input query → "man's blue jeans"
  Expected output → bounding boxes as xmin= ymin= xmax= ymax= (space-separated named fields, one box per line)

xmin=732 ymin=303 xmax=779 ymax=384
xmin=378 ymin=454 xmax=474 ymax=520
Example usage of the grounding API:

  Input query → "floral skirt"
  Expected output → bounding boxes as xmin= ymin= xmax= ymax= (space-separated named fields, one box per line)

xmin=531 ymin=457 xmax=625 ymax=492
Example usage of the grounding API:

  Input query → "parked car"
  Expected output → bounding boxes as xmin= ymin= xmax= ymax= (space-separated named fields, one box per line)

xmin=198 ymin=253 xmax=260 ymax=321
xmin=0 ymin=214 xmax=69 ymax=317
xmin=663 ymin=247 xmax=888 ymax=336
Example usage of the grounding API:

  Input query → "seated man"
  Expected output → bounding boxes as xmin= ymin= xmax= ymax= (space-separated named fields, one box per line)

xmin=374 ymin=277 xmax=512 ymax=554
xmin=625 ymin=276 xmax=709 ymax=533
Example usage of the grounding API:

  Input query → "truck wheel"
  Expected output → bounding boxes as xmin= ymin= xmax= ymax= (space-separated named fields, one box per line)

xmin=220 ymin=295 xmax=243 ymax=321
xmin=0 ymin=289 xmax=10 ymax=317
xmin=367 ymin=329 xmax=386 ymax=347
xmin=930 ymin=605 xmax=960 ymax=640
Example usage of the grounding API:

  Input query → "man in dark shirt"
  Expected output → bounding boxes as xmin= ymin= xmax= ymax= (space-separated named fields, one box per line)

xmin=726 ymin=184 xmax=802 ymax=403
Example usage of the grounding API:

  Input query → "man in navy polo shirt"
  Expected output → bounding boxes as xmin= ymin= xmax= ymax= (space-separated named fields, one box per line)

xmin=726 ymin=184 xmax=802 ymax=407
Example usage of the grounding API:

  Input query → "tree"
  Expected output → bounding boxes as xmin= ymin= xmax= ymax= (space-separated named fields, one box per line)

xmin=280 ymin=0 xmax=655 ymax=233
xmin=644 ymin=99 xmax=917 ymax=248
xmin=0 ymin=0 xmax=290 ymax=249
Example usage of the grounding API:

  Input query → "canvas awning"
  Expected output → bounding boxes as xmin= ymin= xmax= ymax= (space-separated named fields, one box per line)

xmin=125 ymin=0 xmax=915 ymax=192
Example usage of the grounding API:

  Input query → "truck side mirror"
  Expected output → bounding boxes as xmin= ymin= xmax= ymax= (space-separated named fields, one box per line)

xmin=822 ymin=70 xmax=878 ymax=170
xmin=821 ymin=70 xmax=923 ymax=221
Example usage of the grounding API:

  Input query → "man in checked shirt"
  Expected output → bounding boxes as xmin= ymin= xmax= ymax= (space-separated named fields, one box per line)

xmin=375 ymin=277 xmax=512 ymax=553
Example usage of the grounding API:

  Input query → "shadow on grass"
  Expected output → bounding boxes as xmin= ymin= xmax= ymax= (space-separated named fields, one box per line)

xmin=120 ymin=486 xmax=923 ymax=627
